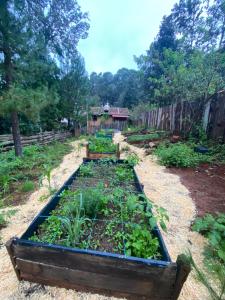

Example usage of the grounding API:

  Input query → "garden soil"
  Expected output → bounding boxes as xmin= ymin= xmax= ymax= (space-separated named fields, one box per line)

xmin=168 ymin=164 xmax=225 ymax=216
xmin=0 ymin=135 xmax=209 ymax=300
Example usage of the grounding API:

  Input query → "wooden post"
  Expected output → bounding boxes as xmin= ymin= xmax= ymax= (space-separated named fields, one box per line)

xmin=116 ymin=143 xmax=120 ymax=159
xmin=6 ymin=238 xmax=21 ymax=281
xmin=172 ymin=254 xmax=191 ymax=300
xmin=86 ymin=143 xmax=89 ymax=158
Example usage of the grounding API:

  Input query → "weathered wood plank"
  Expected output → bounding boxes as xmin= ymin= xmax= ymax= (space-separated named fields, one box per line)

xmin=16 ymin=259 xmax=174 ymax=299
xmin=13 ymin=243 xmax=176 ymax=279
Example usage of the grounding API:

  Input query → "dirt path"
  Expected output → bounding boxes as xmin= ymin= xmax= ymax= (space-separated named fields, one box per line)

xmin=0 ymin=134 xmax=209 ymax=300
xmin=115 ymin=133 xmax=209 ymax=300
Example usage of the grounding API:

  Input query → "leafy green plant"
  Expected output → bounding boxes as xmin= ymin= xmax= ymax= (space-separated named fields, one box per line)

xmin=190 ymin=213 xmax=225 ymax=300
xmin=30 ymin=216 xmax=63 ymax=244
xmin=155 ymin=142 xmax=211 ymax=167
xmin=79 ymin=161 xmax=94 ymax=177
xmin=89 ymin=137 xmax=116 ymax=153
xmin=125 ymin=224 xmax=160 ymax=259
xmin=115 ymin=165 xmax=134 ymax=182
xmin=126 ymin=153 xmax=140 ymax=167
xmin=21 ymin=180 xmax=35 ymax=192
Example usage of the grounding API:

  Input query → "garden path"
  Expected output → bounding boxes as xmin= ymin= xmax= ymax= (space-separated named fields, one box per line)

xmin=114 ymin=132 xmax=209 ymax=300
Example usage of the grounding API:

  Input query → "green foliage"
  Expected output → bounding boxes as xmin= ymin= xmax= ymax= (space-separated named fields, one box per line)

xmin=30 ymin=216 xmax=63 ymax=244
xmin=0 ymin=141 xmax=72 ymax=207
xmin=127 ymin=133 xmax=160 ymax=143
xmin=79 ymin=162 xmax=94 ymax=177
xmin=125 ymin=224 xmax=160 ymax=259
xmin=78 ymin=185 xmax=109 ymax=218
xmin=89 ymin=137 xmax=116 ymax=153
xmin=29 ymin=159 xmax=168 ymax=260
xmin=21 ymin=181 xmax=35 ymax=193
xmin=0 ymin=209 xmax=17 ymax=229
xmin=190 ymin=213 xmax=225 ymax=300
xmin=155 ymin=142 xmax=211 ymax=167
xmin=126 ymin=153 xmax=140 ymax=167
xmin=193 ymin=214 xmax=225 ymax=263
xmin=115 ymin=165 xmax=134 ymax=182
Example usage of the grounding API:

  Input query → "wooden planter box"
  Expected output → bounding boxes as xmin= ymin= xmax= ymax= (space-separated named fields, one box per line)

xmin=95 ymin=133 xmax=113 ymax=140
xmin=86 ymin=143 xmax=120 ymax=159
xmin=6 ymin=159 xmax=190 ymax=300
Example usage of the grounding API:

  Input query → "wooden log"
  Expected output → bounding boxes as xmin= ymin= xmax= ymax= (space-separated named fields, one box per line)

xmin=5 ymin=238 xmax=21 ymax=281
xmin=171 ymin=254 xmax=191 ymax=300
xmin=10 ymin=239 xmax=177 ymax=300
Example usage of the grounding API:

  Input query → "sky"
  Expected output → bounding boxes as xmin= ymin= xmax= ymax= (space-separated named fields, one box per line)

xmin=77 ymin=0 xmax=177 ymax=75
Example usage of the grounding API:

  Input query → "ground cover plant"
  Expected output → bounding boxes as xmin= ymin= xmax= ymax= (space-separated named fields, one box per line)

xmin=30 ymin=158 xmax=169 ymax=260
xmin=188 ymin=213 xmax=225 ymax=300
xmin=154 ymin=141 xmax=225 ymax=168
xmin=0 ymin=141 xmax=73 ymax=208
xmin=88 ymin=137 xmax=117 ymax=153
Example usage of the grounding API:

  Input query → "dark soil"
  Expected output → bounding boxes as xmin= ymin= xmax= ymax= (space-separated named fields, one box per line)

xmin=167 ymin=164 xmax=225 ymax=216
xmin=88 ymin=220 xmax=124 ymax=254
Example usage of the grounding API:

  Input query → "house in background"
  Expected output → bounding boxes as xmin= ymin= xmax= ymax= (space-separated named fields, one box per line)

xmin=88 ymin=103 xmax=129 ymax=133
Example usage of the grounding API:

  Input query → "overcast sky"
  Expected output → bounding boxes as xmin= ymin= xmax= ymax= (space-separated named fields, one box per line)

xmin=78 ymin=0 xmax=177 ymax=75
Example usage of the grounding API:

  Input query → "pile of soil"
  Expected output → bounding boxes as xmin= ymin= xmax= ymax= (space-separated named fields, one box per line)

xmin=168 ymin=164 xmax=225 ymax=216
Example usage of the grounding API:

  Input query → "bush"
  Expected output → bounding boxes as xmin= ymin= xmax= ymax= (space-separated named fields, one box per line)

xmin=155 ymin=142 xmax=211 ymax=167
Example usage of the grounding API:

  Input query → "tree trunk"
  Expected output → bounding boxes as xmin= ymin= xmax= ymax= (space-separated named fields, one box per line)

xmin=11 ymin=111 xmax=23 ymax=156
xmin=2 ymin=2 xmax=23 ymax=157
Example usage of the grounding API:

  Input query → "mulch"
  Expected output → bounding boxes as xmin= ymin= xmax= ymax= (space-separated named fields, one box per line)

xmin=167 ymin=164 xmax=225 ymax=217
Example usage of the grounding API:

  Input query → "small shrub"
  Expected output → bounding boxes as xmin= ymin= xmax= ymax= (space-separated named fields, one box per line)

xmin=155 ymin=142 xmax=211 ymax=167
xmin=21 ymin=180 xmax=35 ymax=192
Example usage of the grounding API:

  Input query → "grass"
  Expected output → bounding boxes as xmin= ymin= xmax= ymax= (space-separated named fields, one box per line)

xmin=0 ymin=141 xmax=73 ymax=208
xmin=21 ymin=180 xmax=35 ymax=192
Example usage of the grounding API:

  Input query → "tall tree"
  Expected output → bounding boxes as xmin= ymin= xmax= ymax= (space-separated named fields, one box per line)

xmin=0 ymin=0 xmax=89 ymax=156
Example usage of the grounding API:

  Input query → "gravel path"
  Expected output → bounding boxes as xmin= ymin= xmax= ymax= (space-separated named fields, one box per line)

xmin=0 ymin=134 xmax=209 ymax=300
xmin=115 ymin=132 xmax=209 ymax=300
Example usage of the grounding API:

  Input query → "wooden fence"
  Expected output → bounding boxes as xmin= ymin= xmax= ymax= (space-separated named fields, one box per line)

xmin=0 ymin=131 xmax=72 ymax=152
xmin=138 ymin=91 xmax=225 ymax=141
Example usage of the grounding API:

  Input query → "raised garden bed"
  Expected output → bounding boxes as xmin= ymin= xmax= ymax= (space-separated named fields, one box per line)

xmin=95 ymin=129 xmax=114 ymax=140
xmin=126 ymin=132 xmax=168 ymax=145
xmin=86 ymin=137 xmax=120 ymax=159
xmin=7 ymin=159 xmax=190 ymax=300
